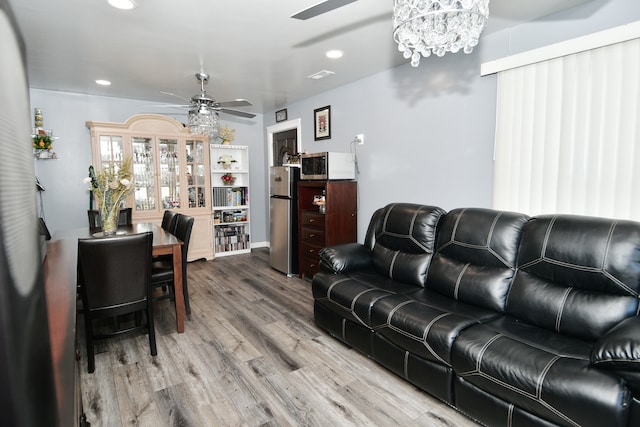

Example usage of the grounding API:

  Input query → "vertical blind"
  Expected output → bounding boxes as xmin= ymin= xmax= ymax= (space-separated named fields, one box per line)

xmin=492 ymin=38 xmax=640 ymax=220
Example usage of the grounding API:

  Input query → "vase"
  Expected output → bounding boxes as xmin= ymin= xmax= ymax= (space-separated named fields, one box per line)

xmin=101 ymin=205 xmax=119 ymax=235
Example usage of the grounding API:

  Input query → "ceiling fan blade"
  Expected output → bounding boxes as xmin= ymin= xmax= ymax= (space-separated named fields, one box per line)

xmin=160 ymin=91 xmax=191 ymax=103
xmin=291 ymin=0 xmax=357 ymax=20
xmin=147 ymin=104 xmax=190 ymax=109
xmin=214 ymin=99 xmax=253 ymax=108
xmin=219 ymin=108 xmax=256 ymax=119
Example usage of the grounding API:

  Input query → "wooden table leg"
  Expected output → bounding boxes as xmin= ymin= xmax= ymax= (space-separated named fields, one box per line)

xmin=172 ymin=243 xmax=185 ymax=333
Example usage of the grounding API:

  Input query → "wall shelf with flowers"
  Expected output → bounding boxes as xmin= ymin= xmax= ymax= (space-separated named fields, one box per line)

xmin=32 ymin=108 xmax=60 ymax=159
xmin=210 ymin=143 xmax=250 ymax=257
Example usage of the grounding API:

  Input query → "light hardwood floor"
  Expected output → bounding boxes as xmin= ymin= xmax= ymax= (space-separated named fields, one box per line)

xmin=79 ymin=248 xmax=480 ymax=427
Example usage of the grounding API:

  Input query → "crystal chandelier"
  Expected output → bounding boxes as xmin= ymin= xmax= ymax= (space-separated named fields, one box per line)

xmin=187 ymin=104 xmax=219 ymax=138
xmin=393 ymin=0 xmax=490 ymax=67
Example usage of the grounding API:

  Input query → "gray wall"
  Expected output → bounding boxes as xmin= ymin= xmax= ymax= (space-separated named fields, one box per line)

xmin=263 ymin=0 xmax=640 ymax=242
xmin=34 ymin=0 xmax=640 ymax=245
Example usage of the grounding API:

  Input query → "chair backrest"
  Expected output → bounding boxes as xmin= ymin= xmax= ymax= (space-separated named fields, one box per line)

xmin=118 ymin=208 xmax=133 ymax=226
xmin=175 ymin=214 xmax=194 ymax=260
xmin=87 ymin=208 xmax=133 ymax=228
xmin=77 ymin=232 xmax=153 ymax=312
xmin=161 ymin=210 xmax=179 ymax=234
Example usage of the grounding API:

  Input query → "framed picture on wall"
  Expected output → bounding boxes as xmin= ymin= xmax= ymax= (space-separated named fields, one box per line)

xmin=275 ymin=108 xmax=287 ymax=122
xmin=314 ymin=105 xmax=331 ymax=140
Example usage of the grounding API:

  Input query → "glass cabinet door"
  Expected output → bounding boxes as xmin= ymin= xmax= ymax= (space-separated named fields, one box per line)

xmin=159 ymin=138 xmax=180 ymax=209
xmin=132 ymin=137 xmax=156 ymax=212
xmin=186 ymin=139 xmax=207 ymax=208
xmin=99 ymin=135 xmax=124 ymax=170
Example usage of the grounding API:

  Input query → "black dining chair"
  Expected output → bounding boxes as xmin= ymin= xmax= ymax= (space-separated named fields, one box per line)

xmin=161 ymin=210 xmax=179 ymax=234
xmin=77 ymin=232 xmax=157 ymax=373
xmin=152 ymin=214 xmax=194 ymax=315
xmin=87 ymin=208 xmax=133 ymax=228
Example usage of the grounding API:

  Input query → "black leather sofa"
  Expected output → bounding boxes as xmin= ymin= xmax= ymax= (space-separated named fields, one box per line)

xmin=312 ymin=203 xmax=640 ymax=427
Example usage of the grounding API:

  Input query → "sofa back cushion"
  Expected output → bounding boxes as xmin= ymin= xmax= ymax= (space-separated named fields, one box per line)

xmin=427 ymin=208 xmax=529 ymax=312
xmin=368 ymin=203 xmax=446 ymax=287
xmin=507 ymin=215 xmax=640 ymax=341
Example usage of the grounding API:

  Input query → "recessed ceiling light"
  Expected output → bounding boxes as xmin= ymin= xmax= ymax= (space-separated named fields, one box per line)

xmin=326 ymin=50 xmax=343 ymax=59
xmin=95 ymin=79 xmax=112 ymax=86
xmin=107 ymin=0 xmax=136 ymax=10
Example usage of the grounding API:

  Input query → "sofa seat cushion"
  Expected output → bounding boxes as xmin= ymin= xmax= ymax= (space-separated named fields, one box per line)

xmin=451 ymin=317 xmax=632 ymax=427
xmin=369 ymin=288 xmax=501 ymax=365
xmin=312 ymin=271 xmax=421 ymax=328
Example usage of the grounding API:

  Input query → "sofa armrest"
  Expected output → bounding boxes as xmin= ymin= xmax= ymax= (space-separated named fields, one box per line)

xmin=318 ymin=243 xmax=372 ymax=274
xmin=592 ymin=316 xmax=640 ymax=395
xmin=592 ymin=316 xmax=640 ymax=374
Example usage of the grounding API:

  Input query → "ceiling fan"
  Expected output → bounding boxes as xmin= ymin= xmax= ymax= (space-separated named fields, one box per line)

xmin=164 ymin=72 xmax=256 ymax=119
xmin=291 ymin=0 xmax=358 ymax=20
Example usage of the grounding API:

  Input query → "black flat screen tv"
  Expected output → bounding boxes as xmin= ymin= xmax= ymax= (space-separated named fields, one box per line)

xmin=0 ymin=0 xmax=58 ymax=425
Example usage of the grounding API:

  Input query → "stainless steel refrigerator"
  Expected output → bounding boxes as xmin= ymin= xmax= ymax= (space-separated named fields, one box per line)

xmin=269 ymin=166 xmax=300 ymax=275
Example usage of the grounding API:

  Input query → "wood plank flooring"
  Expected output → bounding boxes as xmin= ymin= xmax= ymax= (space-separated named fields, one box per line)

xmin=79 ymin=248 xmax=480 ymax=427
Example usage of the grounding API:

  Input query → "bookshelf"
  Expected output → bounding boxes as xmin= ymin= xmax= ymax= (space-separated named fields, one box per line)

xmin=211 ymin=144 xmax=250 ymax=256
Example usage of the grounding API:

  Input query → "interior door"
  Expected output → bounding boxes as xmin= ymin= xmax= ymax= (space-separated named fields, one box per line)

xmin=273 ymin=129 xmax=297 ymax=166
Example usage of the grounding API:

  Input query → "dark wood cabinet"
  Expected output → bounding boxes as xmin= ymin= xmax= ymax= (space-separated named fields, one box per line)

xmin=297 ymin=181 xmax=357 ymax=278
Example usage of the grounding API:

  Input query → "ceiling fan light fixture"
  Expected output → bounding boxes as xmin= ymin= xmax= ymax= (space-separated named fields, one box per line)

xmin=188 ymin=107 xmax=219 ymax=138
xmin=393 ymin=0 xmax=489 ymax=67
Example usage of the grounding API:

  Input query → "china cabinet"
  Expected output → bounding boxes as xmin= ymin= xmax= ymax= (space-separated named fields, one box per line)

xmin=211 ymin=144 xmax=251 ymax=256
xmin=297 ymin=181 xmax=357 ymax=278
xmin=87 ymin=114 xmax=213 ymax=261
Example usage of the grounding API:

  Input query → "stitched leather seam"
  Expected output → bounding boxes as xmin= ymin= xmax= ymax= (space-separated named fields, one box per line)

xmin=536 ymin=355 xmax=560 ymax=398
xmin=384 ymin=307 xmax=451 ymax=365
xmin=386 ymin=300 xmax=414 ymax=323
xmin=326 ymin=277 xmax=351 ymax=299
xmin=541 ymin=216 xmax=556 ymax=258
xmin=459 ymin=371 xmax=581 ymax=427
xmin=454 ymin=263 xmax=471 ymax=300
xmin=555 ymin=288 xmax=572 ymax=332
xmin=476 ymin=333 xmax=502 ymax=371
xmin=507 ymin=404 xmax=514 ymax=427
xmin=385 ymin=322 xmax=450 ymax=366
xmin=389 ymin=251 xmax=399 ymax=279
xmin=404 ymin=350 xmax=410 ymax=378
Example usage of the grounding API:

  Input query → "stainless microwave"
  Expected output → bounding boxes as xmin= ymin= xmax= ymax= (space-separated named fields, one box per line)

xmin=300 ymin=152 xmax=356 ymax=180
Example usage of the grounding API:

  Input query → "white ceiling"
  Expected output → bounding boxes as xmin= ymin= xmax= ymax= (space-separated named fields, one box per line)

xmin=11 ymin=0 xmax=593 ymax=116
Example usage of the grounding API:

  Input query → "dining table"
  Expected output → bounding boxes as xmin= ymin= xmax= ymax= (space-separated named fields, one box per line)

xmin=52 ymin=222 xmax=186 ymax=333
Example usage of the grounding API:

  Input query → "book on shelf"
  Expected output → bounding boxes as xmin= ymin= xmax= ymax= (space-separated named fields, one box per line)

xmin=213 ymin=187 xmax=248 ymax=207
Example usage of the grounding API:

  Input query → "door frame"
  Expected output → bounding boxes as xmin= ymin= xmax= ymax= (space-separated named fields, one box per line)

xmin=266 ymin=118 xmax=302 ymax=168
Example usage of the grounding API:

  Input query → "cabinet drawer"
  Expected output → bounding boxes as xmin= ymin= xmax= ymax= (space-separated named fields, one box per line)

xmin=301 ymin=211 xmax=325 ymax=229
xmin=301 ymin=226 xmax=325 ymax=244
xmin=300 ymin=241 xmax=323 ymax=259
xmin=301 ymin=255 xmax=320 ymax=278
